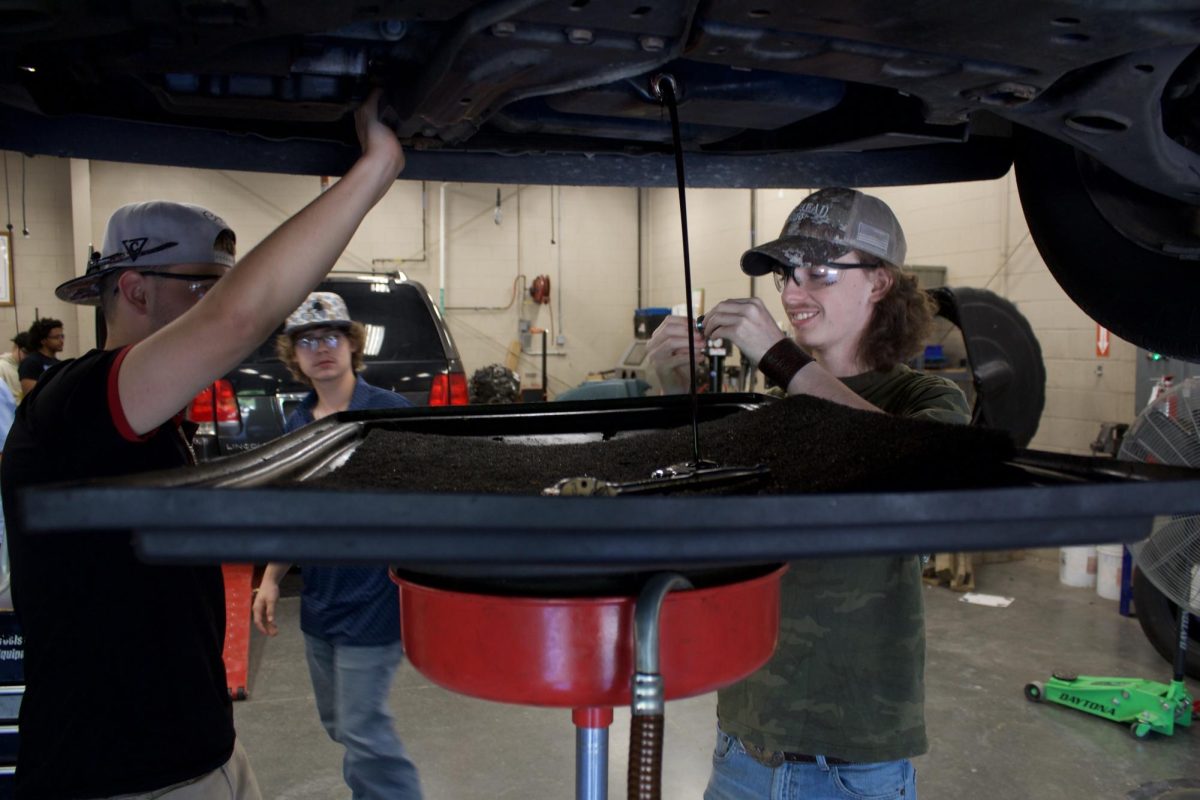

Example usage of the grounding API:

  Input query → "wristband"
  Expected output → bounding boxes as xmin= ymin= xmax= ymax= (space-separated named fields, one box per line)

xmin=757 ymin=338 xmax=813 ymax=389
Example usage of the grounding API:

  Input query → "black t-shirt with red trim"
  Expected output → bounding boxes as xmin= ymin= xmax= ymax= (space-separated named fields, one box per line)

xmin=0 ymin=347 xmax=233 ymax=799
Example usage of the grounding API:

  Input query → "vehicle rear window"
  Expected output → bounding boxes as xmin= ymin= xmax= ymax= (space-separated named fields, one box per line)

xmin=245 ymin=280 xmax=445 ymax=363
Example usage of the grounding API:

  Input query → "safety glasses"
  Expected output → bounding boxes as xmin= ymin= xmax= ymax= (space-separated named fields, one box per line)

xmin=140 ymin=270 xmax=222 ymax=299
xmin=772 ymin=260 xmax=881 ymax=293
xmin=295 ymin=332 xmax=345 ymax=351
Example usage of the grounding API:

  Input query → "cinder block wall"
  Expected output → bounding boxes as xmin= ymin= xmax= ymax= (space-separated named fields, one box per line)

xmin=9 ymin=157 xmax=639 ymax=397
xmin=646 ymin=177 xmax=1138 ymax=455
xmin=427 ymin=183 xmax=637 ymax=394
xmin=1 ymin=151 xmax=1139 ymax=453
xmin=0 ymin=153 xmax=77 ymax=354
xmin=645 ymin=188 xmax=756 ymax=315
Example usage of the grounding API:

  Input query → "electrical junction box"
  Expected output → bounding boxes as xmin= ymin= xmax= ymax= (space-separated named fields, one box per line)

xmin=519 ymin=318 xmax=532 ymax=351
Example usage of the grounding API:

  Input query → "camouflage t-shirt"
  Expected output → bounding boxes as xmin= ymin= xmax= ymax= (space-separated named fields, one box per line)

xmin=716 ymin=363 xmax=969 ymax=763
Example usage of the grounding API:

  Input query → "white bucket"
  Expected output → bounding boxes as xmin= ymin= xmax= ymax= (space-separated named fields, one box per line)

xmin=1059 ymin=546 xmax=1097 ymax=588
xmin=1096 ymin=544 xmax=1124 ymax=601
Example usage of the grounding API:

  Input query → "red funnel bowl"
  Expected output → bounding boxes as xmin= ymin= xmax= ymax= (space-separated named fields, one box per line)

xmin=392 ymin=566 xmax=785 ymax=707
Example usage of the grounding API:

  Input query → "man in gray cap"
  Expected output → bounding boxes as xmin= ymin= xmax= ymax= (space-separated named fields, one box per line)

xmin=1 ymin=92 xmax=405 ymax=800
xmin=648 ymin=187 xmax=968 ymax=800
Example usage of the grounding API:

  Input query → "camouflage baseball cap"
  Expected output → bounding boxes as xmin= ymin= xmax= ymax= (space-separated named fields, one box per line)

xmin=284 ymin=291 xmax=352 ymax=334
xmin=56 ymin=201 xmax=235 ymax=305
xmin=740 ymin=187 xmax=906 ymax=276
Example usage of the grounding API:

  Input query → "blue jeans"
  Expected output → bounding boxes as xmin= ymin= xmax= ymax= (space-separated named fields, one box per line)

xmin=303 ymin=634 xmax=423 ymax=800
xmin=704 ymin=728 xmax=916 ymax=800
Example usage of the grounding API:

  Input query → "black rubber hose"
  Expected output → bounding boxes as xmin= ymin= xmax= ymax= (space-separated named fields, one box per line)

xmin=627 ymin=713 xmax=664 ymax=800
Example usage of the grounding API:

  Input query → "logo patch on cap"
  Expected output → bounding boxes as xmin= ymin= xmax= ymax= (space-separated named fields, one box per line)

xmin=123 ymin=238 xmax=149 ymax=261
xmin=787 ymin=201 xmax=834 ymax=234
xmin=854 ymin=222 xmax=890 ymax=254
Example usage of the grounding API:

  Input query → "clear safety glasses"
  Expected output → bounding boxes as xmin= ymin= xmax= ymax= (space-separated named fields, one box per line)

xmin=771 ymin=260 xmax=881 ymax=293
xmin=140 ymin=270 xmax=222 ymax=300
xmin=295 ymin=333 xmax=345 ymax=351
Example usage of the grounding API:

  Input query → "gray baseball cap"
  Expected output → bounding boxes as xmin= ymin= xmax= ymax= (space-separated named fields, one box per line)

xmin=741 ymin=187 xmax=906 ymax=276
xmin=55 ymin=201 xmax=236 ymax=305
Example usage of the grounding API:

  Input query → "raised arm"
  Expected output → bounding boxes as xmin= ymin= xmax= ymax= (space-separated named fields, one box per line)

xmin=118 ymin=92 xmax=405 ymax=435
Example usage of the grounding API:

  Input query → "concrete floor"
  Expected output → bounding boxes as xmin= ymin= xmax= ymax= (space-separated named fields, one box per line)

xmin=234 ymin=555 xmax=1200 ymax=799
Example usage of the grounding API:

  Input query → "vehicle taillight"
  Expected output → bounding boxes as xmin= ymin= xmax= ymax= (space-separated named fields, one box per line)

xmin=429 ymin=372 xmax=469 ymax=406
xmin=188 ymin=380 xmax=240 ymax=423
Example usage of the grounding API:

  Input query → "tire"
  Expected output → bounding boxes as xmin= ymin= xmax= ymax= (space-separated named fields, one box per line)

xmin=1013 ymin=128 xmax=1200 ymax=360
xmin=1132 ymin=567 xmax=1200 ymax=680
xmin=1024 ymin=682 xmax=1044 ymax=703
xmin=468 ymin=364 xmax=520 ymax=404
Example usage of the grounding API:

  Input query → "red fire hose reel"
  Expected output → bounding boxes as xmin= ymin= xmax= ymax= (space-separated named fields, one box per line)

xmin=529 ymin=274 xmax=551 ymax=305
xmin=392 ymin=565 xmax=785 ymax=799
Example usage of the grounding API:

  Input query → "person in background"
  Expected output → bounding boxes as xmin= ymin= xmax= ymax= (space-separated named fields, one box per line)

xmin=0 ymin=333 xmax=20 ymax=613
xmin=0 ymin=332 xmax=28 ymax=402
xmin=252 ymin=291 xmax=421 ymax=799
xmin=0 ymin=378 xmax=12 ymax=453
xmin=1 ymin=91 xmax=404 ymax=800
xmin=0 ymin=383 xmax=11 ymax=447
xmin=18 ymin=319 xmax=63 ymax=394
xmin=647 ymin=187 xmax=969 ymax=800
xmin=0 ymin=377 xmax=13 ymax=609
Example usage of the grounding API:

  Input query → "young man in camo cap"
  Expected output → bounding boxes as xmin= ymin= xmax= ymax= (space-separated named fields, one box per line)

xmin=648 ymin=187 xmax=969 ymax=800
xmin=1 ymin=92 xmax=405 ymax=800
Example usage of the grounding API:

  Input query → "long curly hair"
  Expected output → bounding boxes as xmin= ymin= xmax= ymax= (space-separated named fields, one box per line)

xmin=857 ymin=263 xmax=935 ymax=371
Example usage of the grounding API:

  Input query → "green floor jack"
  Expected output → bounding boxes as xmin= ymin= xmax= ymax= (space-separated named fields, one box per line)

xmin=1024 ymin=607 xmax=1194 ymax=739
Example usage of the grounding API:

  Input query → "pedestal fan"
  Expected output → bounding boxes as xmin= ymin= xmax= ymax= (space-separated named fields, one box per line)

xmin=1024 ymin=376 xmax=1199 ymax=738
